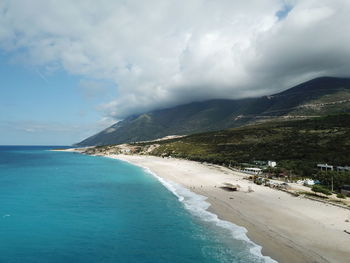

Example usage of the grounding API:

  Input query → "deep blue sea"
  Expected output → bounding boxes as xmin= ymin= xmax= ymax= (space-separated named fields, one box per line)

xmin=0 ymin=146 xmax=274 ymax=263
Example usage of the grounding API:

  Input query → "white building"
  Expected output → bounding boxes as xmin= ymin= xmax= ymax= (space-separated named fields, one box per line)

xmin=304 ymin=179 xmax=315 ymax=186
xmin=317 ymin=164 xmax=334 ymax=171
xmin=243 ymin=167 xmax=262 ymax=175
xmin=268 ymin=161 xmax=277 ymax=168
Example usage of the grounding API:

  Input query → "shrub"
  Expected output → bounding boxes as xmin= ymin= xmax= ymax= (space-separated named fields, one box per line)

xmin=311 ymin=185 xmax=332 ymax=195
xmin=336 ymin=193 xmax=346 ymax=199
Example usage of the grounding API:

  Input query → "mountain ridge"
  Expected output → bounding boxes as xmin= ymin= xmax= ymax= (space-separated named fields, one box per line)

xmin=76 ymin=77 xmax=350 ymax=146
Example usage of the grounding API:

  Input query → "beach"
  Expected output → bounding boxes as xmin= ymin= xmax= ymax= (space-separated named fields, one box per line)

xmin=109 ymin=154 xmax=350 ymax=263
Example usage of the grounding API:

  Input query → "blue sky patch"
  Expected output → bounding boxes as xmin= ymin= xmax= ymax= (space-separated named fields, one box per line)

xmin=276 ymin=4 xmax=293 ymax=20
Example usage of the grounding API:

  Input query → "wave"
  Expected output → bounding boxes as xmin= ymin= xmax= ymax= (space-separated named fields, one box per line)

xmin=109 ymin=156 xmax=277 ymax=263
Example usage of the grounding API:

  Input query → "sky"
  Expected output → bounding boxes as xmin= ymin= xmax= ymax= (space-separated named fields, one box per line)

xmin=1 ymin=0 xmax=350 ymax=145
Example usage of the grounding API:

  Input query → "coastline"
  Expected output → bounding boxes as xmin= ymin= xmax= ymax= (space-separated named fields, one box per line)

xmin=107 ymin=154 xmax=350 ymax=263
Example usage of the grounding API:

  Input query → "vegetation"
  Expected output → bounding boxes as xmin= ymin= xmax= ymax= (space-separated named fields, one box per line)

xmin=311 ymin=185 xmax=332 ymax=196
xmin=148 ymin=114 xmax=350 ymax=165
xmin=137 ymin=114 xmax=350 ymax=190
xmin=337 ymin=193 xmax=346 ymax=199
xmin=312 ymin=170 xmax=350 ymax=192
xmin=86 ymin=113 xmax=350 ymax=191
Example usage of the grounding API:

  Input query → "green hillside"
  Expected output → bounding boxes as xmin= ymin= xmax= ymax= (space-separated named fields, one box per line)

xmin=143 ymin=114 xmax=350 ymax=175
xmin=77 ymin=77 xmax=350 ymax=146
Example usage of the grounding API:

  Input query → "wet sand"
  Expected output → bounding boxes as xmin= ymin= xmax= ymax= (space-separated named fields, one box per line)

xmin=111 ymin=154 xmax=350 ymax=263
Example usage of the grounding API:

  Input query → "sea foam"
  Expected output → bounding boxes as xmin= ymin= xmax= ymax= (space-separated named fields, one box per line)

xmin=113 ymin=157 xmax=277 ymax=263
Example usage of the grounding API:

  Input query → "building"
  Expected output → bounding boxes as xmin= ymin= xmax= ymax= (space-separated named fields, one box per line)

xmin=336 ymin=166 xmax=350 ymax=172
xmin=268 ymin=161 xmax=277 ymax=168
xmin=341 ymin=185 xmax=350 ymax=197
xmin=317 ymin=164 xmax=350 ymax=172
xmin=297 ymin=179 xmax=315 ymax=186
xmin=317 ymin=164 xmax=334 ymax=171
xmin=242 ymin=167 xmax=262 ymax=175
xmin=304 ymin=179 xmax=315 ymax=186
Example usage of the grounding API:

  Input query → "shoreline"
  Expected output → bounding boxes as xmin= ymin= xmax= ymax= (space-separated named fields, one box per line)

xmin=110 ymin=155 xmax=276 ymax=262
xmin=107 ymin=154 xmax=350 ymax=263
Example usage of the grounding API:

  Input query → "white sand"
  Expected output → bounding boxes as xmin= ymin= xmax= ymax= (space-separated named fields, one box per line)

xmin=50 ymin=147 xmax=91 ymax=152
xmin=110 ymin=154 xmax=350 ymax=263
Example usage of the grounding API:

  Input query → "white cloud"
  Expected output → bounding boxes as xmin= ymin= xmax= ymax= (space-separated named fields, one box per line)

xmin=78 ymin=79 xmax=110 ymax=99
xmin=1 ymin=0 xmax=350 ymax=119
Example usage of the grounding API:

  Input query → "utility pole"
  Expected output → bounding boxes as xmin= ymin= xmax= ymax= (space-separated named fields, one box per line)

xmin=326 ymin=164 xmax=333 ymax=192
xmin=331 ymin=174 xmax=334 ymax=192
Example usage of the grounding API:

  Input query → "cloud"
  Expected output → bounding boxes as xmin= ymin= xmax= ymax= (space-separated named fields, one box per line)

xmin=1 ymin=0 xmax=350 ymax=119
xmin=79 ymin=79 xmax=110 ymax=99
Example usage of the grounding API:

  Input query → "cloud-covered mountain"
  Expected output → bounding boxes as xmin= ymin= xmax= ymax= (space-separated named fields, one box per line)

xmin=76 ymin=77 xmax=350 ymax=146
xmin=1 ymin=1 xmax=350 ymax=121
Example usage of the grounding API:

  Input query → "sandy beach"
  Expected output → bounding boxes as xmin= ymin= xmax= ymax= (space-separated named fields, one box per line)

xmin=108 ymin=154 xmax=350 ymax=263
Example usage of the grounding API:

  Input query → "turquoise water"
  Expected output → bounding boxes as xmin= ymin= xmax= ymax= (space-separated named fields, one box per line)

xmin=0 ymin=146 xmax=274 ymax=263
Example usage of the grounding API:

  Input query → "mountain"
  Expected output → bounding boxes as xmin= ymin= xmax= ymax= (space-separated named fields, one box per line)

xmin=147 ymin=114 xmax=350 ymax=168
xmin=82 ymin=114 xmax=350 ymax=183
xmin=77 ymin=77 xmax=350 ymax=146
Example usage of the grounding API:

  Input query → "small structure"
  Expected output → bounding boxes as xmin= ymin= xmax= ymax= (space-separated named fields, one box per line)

xmin=304 ymin=179 xmax=315 ymax=186
xmin=242 ymin=167 xmax=262 ymax=175
xmin=296 ymin=180 xmax=304 ymax=185
xmin=278 ymin=172 xmax=288 ymax=178
xmin=268 ymin=161 xmax=277 ymax=168
xmin=341 ymin=185 xmax=350 ymax=197
xmin=254 ymin=176 xmax=270 ymax=186
xmin=269 ymin=182 xmax=279 ymax=188
xmin=253 ymin=160 xmax=267 ymax=166
xmin=337 ymin=166 xmax=350 ymax=172
xmin=297 ymin=179 xmax=315 ymax=186
xmin=248 ymin=186 xmax=254 ymax=192
xmin=317 ymin=164 xmax=334 ymax=171
xmin=221 ymin=183 xmax=240 ymax=192
xmin=279 ymin=182 xmax=292 ymax=190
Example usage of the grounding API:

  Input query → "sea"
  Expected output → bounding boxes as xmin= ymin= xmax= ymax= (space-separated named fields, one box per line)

xmin=0 ymin=146 xmax=275 ymax=263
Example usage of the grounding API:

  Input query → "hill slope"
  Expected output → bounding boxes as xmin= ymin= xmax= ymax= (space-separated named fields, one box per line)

xmin=77 ymin=77 xmax=350 ymax=146
xmin=147 ymin=114 xmax=350 ymax=168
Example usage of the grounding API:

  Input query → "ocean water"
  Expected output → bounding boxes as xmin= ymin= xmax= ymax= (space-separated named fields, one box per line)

xmin=0 ymin=146 xmax=275 ymax=263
